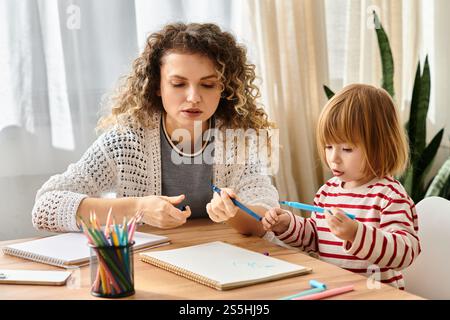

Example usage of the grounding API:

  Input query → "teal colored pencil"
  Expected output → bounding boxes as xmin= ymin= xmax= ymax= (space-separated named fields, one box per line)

xmin=280 ymin=201 xmax=356 ymax=220
xmin=280 ymin=287 xmax=326 ymax=300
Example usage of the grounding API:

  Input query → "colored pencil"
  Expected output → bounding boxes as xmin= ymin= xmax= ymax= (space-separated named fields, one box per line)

xmin=211 ymin=184 xmax=262 ymax=221
xmin=80 ymin=210 xmax=142 ymax=296
xmin=280 ymin=201 xmax=356 ymax=220
xmin=292 ymin=285 xmax=355 ymax=300
xmin=280 ymin=287 xmax=326 ymax=300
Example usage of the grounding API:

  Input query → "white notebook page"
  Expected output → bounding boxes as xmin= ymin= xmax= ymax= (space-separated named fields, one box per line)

xmin=141 ymin=241 xmax=308 ymax=285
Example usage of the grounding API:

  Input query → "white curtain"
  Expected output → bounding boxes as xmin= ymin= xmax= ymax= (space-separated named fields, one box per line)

xmin=327 ymin=0 xmax=415 ymax=120
xmin=326 ymin=0 xmax=450 ymax=178
xmin=0 ymin=0 xmax=237 ymax=240
xmin=134 ymin=0 xmax=234 ymax=50
xmin=429 ymin=0 xmax=450 ymax=169
xmin=238 ymin=0 xmax=329 ymax=204
xmin=0 ymin=0 xmax=139 ymax=240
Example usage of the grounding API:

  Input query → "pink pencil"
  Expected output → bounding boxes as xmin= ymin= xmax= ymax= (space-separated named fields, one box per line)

xmin=293 ymin=285 xmax=354 ymax=300
xmin=127 ymin=216 xmax=136 ymax=232
xmin=128 ymin=220 xmax=137 ymax=243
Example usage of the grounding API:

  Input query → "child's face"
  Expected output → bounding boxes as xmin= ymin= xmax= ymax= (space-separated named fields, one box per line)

xmin=159 ymin=52 xmax=222 ymax=132
xmin=325 ymin=143 xmax=371 ymax=189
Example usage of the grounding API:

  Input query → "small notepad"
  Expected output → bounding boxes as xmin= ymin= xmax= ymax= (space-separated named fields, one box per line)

xmin=140 ymin=241 xmax=312 ymax=290
xmin=2 ymin=232 xmax=170 ymax=268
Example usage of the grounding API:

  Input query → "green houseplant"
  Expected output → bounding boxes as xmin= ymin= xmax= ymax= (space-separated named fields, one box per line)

xmin=323 ymin=11 xmax=448 ymax=203
xmin=425 ymin=147 xmax=450 ymax=199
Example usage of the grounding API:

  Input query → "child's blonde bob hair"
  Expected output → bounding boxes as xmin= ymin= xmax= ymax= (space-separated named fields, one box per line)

xmin=316 ymin=83 xmax=409 ymax=178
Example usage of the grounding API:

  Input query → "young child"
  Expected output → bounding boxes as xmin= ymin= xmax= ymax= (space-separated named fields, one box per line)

xmin=262 ymin=84 xmax=420 ymax=290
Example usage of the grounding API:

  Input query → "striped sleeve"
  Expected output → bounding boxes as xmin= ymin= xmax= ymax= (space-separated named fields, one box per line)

xmin=344 ymin=195 xmax=421 ymax=270
xmin=275 ymin=210 xmax=318 ymax=253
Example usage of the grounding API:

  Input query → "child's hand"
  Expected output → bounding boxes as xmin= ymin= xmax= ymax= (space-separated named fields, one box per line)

xmin=262 ymin=208 xmax=291 ymax=234
xmin=325 ymin=208 xmax=358 ymax=242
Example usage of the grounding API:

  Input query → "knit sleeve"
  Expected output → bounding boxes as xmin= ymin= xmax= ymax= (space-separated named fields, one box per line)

xmin=31 ymin=131 xmax=118 ymax=232
xmin=343 ymin=192 xmax=421 ymax=271
xmin=234 ymin=134 xmax=279 ymax=210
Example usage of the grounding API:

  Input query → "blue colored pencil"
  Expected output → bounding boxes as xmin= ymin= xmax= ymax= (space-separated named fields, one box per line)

xmin=280 ymin=279 xmax=327 ymax=300
xmin=280 ymin=201 xmax=356 ymax=220
xmin=211 ymin=184 xmax=262 ymax=221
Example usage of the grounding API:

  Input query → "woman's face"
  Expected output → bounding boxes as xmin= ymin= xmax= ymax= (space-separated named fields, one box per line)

xmin=159 ymin=53 xmax=222 ymax=132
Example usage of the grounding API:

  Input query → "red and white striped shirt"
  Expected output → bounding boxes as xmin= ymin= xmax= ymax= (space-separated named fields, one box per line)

xmin=276 ymin=176 xmax=421 ymax=289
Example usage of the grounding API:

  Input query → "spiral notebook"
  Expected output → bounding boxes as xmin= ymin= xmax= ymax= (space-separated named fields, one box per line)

xmin=2 ymin=232 xmax=170 ymax=268
xmin=140 ymin=241 xmax=312 ymax=290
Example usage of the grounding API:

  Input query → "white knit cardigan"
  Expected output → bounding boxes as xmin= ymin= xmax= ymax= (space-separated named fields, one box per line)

xmin=32 ymin=111 xmax=280 ymax=232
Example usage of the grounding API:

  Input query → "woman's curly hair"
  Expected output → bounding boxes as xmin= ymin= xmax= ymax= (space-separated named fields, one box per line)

xmin=97 ymin=22 xmax=274 ymax=132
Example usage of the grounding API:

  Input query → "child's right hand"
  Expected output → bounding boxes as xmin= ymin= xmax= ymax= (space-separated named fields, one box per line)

xmin=262 ymin=208 xmax=291 ymax=234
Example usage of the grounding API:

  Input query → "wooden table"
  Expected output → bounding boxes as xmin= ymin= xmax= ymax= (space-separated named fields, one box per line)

xmin=0 ymin=219 xmax=423 ymax=300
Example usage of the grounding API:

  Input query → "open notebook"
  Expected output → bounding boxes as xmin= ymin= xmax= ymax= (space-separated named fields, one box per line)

xmin=2 ymin=232 xmax=169 ymax=268
xmin=140 ymin=241 xmax=312 ymax=290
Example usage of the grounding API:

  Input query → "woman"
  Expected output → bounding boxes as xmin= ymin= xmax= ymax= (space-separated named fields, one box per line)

xmin=32 ymin=23 xmax=278 ymax=236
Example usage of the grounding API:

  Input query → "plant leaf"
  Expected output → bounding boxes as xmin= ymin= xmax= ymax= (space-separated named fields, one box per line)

xmin=425 ymin=157 xmax=450 ymax=197
xmin=412 ymin=128 xmax=444 ymax=202
xmin=441 ymin=174 xmax=450 ymax=199
xmin=400 ymin=167 xmax=414 ymax=196
xmin=323 ymin=85 xmax=335 ymax=100
xmin=416 ymin=56 xmax=431 ymax=155
xmin=373 ymin=11 xmax=395 ymax=98
xmin=408 ymin=62 xmax=422 ymax=164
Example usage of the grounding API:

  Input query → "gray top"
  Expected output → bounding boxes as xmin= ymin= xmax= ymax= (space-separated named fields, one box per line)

xmin=160 ymin=124 xmax=214 ymax=219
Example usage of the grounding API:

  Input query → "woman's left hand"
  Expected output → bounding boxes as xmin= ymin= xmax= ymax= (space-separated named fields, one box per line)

xmin=206 ymin=188 xmax=239 ymax=222
xmin=325 ymin=208 xmax=358 ymax=243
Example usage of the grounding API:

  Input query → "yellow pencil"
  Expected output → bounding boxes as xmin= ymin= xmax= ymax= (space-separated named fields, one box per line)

xmin=99 ymin=264 xmax=108 ymax=294
xmin=112 ymin=231 xmax=119 ymax=246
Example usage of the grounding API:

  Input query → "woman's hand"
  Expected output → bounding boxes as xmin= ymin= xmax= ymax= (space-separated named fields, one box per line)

xmin=262 ymin=208 xmax=291 ymax=235
xmin=136 ymin=194 xmax=191 ymax=229
xmin=206 ymin=188 xmax=240 ymax=222
xmin=325 ymin=208 xmax=358 ymax=242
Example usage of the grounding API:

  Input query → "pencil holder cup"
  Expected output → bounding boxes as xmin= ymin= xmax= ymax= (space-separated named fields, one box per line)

xmin=89 ymin=241 xmax=135 ymax=298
